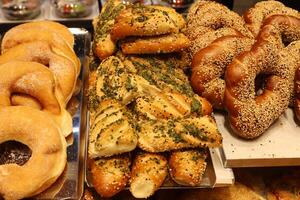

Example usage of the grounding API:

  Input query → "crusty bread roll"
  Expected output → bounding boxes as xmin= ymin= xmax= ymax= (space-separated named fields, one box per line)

xmin=121 ymin=33 xmax=190 ymax=54
xmin=90 ymin=155 xmax=131 ymax=198
xmin=169 ymin=149 xmax=207 ymax=186
xmin=130 ymin=152 xmax=167 ymax=198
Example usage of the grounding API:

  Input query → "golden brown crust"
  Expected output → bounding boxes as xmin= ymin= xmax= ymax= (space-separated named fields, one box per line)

xmin=137 ymin=116 xmax=222 ymax=152
xmin=91 ymin=155 xmax=131 ymax=198
xmin=244 ymin=0 xmax=300 ymax=37
xmin=224 ymin=18 xmax=300 ymax=138
xmin=187 ymin=28 xmax=242 ymax=58
xmin=0 ymin=41 xmax=77 ymax=103
xmin=93 ymin=0 xmax=125 ymax=60
xmin=186 ymin=1 xmax=253 ymax=39
xmin=1 ymin=21 xmax=74 ymax=52
xmin=191 ymin=35 xmax=254 ymax=109
xmin=130 ymin=152 xmax=167 ymax=198
xmin=169 ymin=149 xmax=207 ymax=186
xmin=0 ymin=106 xmax=67 ymax=200
xmin=1 ymin=22 xmax=81 ymax=77
xmin=111 ymin=5 xmax=185 ymax=41
xmin=0 ymin=61 xmax=73 ymax=137
xmin=121 ymin=33 xmax=190 ymax=54
xmin=11 ymin=94 xmax=42 ymax=110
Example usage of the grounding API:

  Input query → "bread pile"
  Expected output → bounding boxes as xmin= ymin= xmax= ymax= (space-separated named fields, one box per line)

xmin=186 ymin=0 xmax=300 ymax=139
xmin=0 ymin=21 xmax=80 ymax=199
xmin=93 ymin=0 xmax=189 ymax=59
xmin=88 ymin=0 xmax=222 ymax=198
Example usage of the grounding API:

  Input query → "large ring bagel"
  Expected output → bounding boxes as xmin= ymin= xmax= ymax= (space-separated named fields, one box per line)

xmin=187 ymin=27 xmax=241 ymax=57
xmin=0 ymin=41 xmax=77 ymax=103
xmin=186 ymin=1 xmax=253 ymax=39
xmin=1 ymin=21 xmax=74 ymax=52
xmin=0 ymin=61 xmax=72 ymax=137
xmin=185 ymin=1 xmax=253 ymax=61
xmin=0 ymin=106 xmax=66 ymax=200
xmin=224 ymin=20 xmax=299 ymax=138
xmin=244 ymin=0 xmax=300 ymax=37
xmin=1 ymin=22 xmax=81 ymax=76
xmin=191 ymin=35 xmax=254 ymax=109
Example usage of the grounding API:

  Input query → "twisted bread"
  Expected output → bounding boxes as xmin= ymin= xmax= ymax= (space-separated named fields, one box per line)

xmin=187 ymin=1 xmax=252 ymax=38
xmin=1 ymin=21 xmax=74 ymax=52
xmin=191 ymin=35 xmax=254 ymax=109
xmin=244 ymin=0 xmax=300 ymax=37
xmin=89 ymin=100 xmax=137 ymax=158
xmin=224 ymin=18 xmax=300 ymax=138
xmin=137 ymin=116 xmax=222 ymax=152
xmin=0 ymin=106 xmax=66 ymax=200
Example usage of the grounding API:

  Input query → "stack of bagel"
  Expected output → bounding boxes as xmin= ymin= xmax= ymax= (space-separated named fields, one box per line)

xmin=88 ymin=0 xmax=223 ymax=198
xmin=187 ymin=0 xmax=300 ymax=139
xmin=0 ymin=21 xmax=80 ymax=199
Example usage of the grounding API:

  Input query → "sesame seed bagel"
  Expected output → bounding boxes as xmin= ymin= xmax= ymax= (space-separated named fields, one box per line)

xmin=186 ymin=1 xmax=253 ymax=40
xmin=0 ymin=106 xmax=67 ymax=200
xmin=185 ymin=0 xmax=253 ymax=66
xmin=224 ymin=22 xmax=299 ymax=139
xmin=244 ymin=0 xmax=300 ymax=37
xmin=191 ymin=35 xmax=254 ymax=109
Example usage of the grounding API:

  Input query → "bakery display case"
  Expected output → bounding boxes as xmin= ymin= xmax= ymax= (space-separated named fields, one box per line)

xmin=0 ymin=0 xmax=300 ymax=199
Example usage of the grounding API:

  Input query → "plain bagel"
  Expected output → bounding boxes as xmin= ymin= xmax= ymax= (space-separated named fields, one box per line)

xmin=0 ymin=106 xmax=67 ymax=200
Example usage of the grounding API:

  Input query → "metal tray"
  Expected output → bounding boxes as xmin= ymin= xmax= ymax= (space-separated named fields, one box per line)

xmin=217 ymin=108 xmax=300 ymax=168
xmin=84 ymin=77 xmax=234 ymax=189
xmin=35 ymin=28 xmax=90 ymax=199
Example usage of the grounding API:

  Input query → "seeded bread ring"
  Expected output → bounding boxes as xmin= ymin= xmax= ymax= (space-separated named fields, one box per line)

xmin=186 ymin=1 xmax=253 ymax=39
xmin=224 ymin=19 xmax=300 ymax=138
xmin=191 ymin=35 xmax=254 ymax=109
xmin=244 ymin=0 xmax=300 ymax=37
